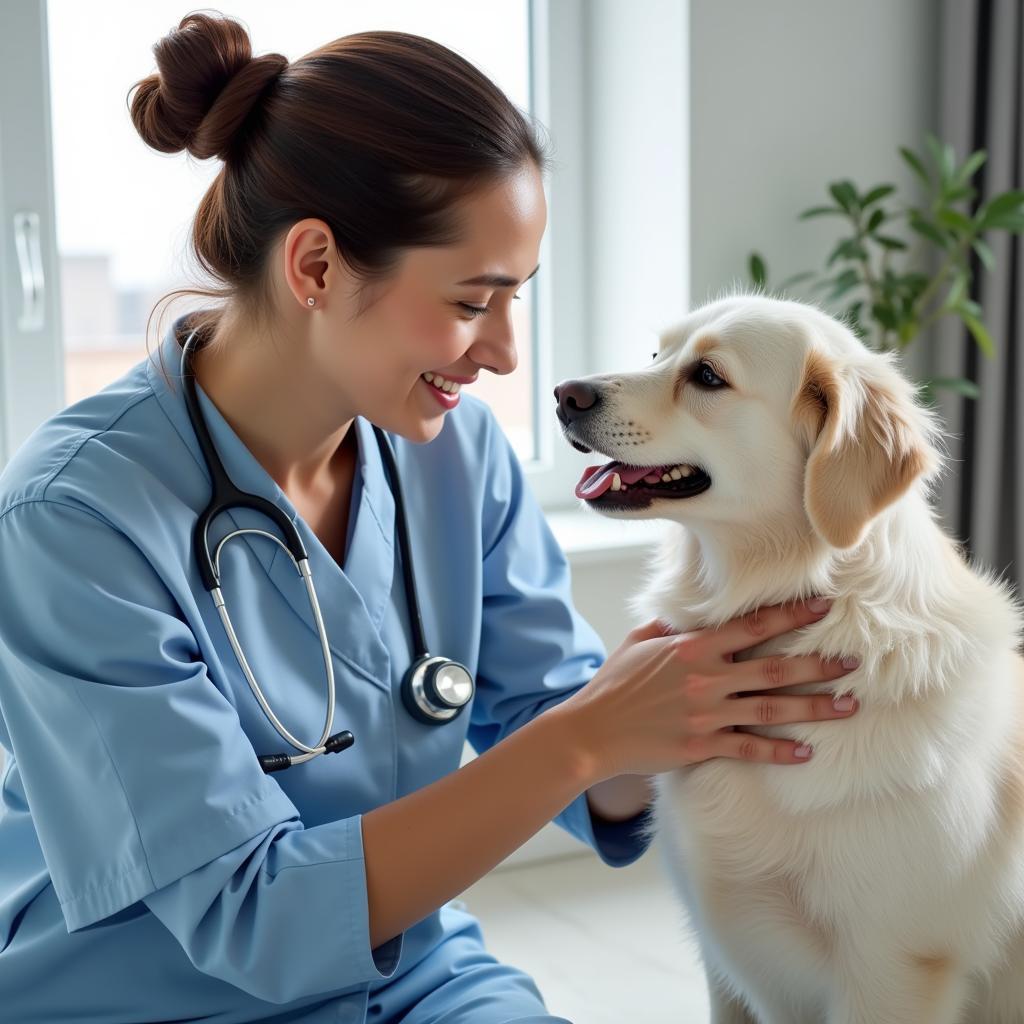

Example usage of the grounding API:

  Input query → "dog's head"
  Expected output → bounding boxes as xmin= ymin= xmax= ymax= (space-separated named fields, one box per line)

xmin=555 ymin=294 xmax=948 ymax=549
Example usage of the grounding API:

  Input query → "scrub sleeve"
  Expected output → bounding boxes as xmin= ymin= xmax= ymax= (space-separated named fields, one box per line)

xmin=0 ymin=498 xmax=402 ymax=1004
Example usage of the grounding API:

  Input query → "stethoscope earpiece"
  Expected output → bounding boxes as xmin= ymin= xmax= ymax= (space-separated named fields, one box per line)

xmin=258 ymin=731 xmax=354 ymax=774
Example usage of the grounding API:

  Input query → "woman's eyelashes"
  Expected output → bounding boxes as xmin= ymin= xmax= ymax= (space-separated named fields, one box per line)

xmin=456 ymin=294 xmax=522 ymax=319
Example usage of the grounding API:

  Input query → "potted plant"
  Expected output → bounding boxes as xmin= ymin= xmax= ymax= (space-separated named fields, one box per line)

xmin=747 ymin=133 xmax=1024 ymax=405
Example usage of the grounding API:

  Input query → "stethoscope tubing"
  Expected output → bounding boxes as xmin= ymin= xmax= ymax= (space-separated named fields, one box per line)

xmin=177 ymin=324 xmax=473 ymax=771
xmin=180 ymin=329 xmax=349 ymax=769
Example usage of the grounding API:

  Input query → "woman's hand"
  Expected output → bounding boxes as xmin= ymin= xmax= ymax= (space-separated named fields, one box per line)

xmin=552 ymin=598 xmax=860 ymax=785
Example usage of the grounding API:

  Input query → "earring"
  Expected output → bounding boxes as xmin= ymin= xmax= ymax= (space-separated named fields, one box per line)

xmin=307 ymin=297 xmax=316 ymax=307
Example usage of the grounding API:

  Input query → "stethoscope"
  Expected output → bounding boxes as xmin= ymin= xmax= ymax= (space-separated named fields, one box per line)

xmin=179 ymin=328 xmax=475 ymax=773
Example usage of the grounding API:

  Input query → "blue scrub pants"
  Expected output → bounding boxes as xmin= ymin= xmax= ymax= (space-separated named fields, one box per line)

xmin=365 ymin=908 xmax=572 ymax=1024
xmin=1 ymin=884 xmax=572 ymax=1023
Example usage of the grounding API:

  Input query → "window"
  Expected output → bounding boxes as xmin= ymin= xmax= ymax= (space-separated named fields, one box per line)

xmin=3 ymin=1 xmax=600 ymax=509
xmin=47 ymin=0 xmax=539 ymax=459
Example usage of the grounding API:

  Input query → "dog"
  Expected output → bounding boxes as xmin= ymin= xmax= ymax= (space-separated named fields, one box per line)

xmin=555 ymin=293 xmax=1024 ymax=1023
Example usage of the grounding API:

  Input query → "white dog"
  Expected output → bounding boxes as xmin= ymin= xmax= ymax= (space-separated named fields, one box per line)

xmin=557 ymin=294 xmax=1024 ymax=1023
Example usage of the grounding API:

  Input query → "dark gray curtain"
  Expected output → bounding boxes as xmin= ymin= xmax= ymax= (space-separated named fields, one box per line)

xmin=933 ymin=0 xmax=1023 ymax=600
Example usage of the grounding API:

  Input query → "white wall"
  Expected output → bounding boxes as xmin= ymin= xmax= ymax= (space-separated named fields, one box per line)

xmin=585 ymin=0 xmax=690 ymax=374
xmin=688 ymin=0 xmax=938 ymax=382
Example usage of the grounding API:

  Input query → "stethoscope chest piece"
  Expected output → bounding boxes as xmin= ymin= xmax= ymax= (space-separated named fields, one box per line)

xmin=402 ymin=655 xmax=474 ymax=724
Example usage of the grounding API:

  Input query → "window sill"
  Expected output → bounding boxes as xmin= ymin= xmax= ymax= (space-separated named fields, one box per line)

xmin=543 ymin=506 xmax=666 ymax=566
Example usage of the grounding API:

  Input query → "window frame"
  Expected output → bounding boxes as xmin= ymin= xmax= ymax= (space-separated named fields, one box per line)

xmin=0 ymin=0 xmax=65 ymax=468
xmin=0 ymin=0 xmax=592 ymax=512
xmin=517 ymin=0 xmax=592 ymax=510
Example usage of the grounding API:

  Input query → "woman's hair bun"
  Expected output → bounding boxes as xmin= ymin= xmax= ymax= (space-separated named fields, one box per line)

xmin=128 ymin=10 xmax=287 ymax=161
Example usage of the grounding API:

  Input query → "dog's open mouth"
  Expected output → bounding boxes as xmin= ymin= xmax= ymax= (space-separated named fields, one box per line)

xmin=575 ymin=460 xmax=712 ymax=505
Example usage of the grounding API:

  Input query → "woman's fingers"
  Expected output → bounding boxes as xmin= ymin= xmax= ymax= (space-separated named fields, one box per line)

xmin=703 ymin=728 xmax=818 ymax=764
xmin=718 ymin=687 xmax=859 ymax=729
xmin=730 ymin=651 xmax=858 ymax=695
xmin=703 ymin=598 xmax=833 ymax=662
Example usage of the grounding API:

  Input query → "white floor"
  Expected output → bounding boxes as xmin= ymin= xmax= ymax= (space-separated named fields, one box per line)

xmin=456 ymin=836 xmax=712 ymax=1023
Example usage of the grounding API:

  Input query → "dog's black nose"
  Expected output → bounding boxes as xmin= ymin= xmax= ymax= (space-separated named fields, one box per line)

xmin=553 ymin=379 xmax=601 ymax=425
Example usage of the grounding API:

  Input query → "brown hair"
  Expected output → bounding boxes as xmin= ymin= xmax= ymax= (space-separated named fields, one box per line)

xmin=127 ymin=9 xmax=552 ymax=382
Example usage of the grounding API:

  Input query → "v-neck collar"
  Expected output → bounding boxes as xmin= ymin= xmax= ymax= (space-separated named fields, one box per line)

xmin=146 ymin=312 xmax=397 ymax=686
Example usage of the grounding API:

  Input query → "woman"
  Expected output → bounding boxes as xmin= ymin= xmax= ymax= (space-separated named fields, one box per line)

xmin=0 ymin=13 xmax=861 ymax=1023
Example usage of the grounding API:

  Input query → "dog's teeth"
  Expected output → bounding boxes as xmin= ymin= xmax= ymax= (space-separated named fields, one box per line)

xmin=679 ymin=466 xmax=693 ymax=477
xmin=661 ymin=473 xmax=672 ymax=482
xmin=611 ymin=473 xmax=622 ymax=491
xmin=670 ymin=468 xmax=683 ymax=480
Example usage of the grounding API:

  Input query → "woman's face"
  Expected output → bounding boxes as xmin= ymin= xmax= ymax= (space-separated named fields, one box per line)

xmin=310 ymin=162 xmax=547 ymax=444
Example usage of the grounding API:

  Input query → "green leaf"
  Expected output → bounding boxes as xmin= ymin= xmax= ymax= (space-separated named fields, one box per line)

xmin=897 ymin=320 xmax=918 ymax=345
xmin=904 ymin=271 xmax=932 ymax=292
xmin=909 ymin=214 xmax=950 ymax=247
xmin=749 ymin=252 xmax=768 ymax=288
xmin=958 ymin=309 xmax=996 ymax=357
xmin=875 ymin=235 xmax=908 ymax=250
xmin=942 ymin=270 xmax=968 ymax=311
xmin=829 ymin=181 xmax=859 ymax=214
xmin=927 ymin=375 xmax=981 ymax=399
xmin=866 ymin=208 xmax=886 ymax=233
xmin=896 ymin=272 xmax=931 ymax=302
xmin=862 ymin=184 xmax=896 ymax=207
xmin=799 ymin=205 xmax=846 ymax=220
xmin=975 ymin=190 xmax=1024 ymax=230
xmin=926 ymin=133 xmax=956 ymax=186
xmin=978 ymin=210 xmax=1024 ymax=231
xmin=900 ymin=146 xmax=931 ymax=188
xmin=935 ymin=207 xmax=975 ymax=234
xmin=944 ymin=184 xmax=977 ymax=203
xmin=942 ymin=142 xmax=958 ymax=184
xmin=973 ymin=237 xmax=995 ymax=270
xmin=872 ymin=302 xmax=900 ymax=330
xmin=952 ymin=149 xmax=987 ymax=186
xmin=827 ymin=268 xmax=862 ymax=300
xmin=827 ymin=238 xmax=869 ymax=266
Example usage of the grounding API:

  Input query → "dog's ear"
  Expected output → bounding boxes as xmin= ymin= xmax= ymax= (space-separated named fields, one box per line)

xmin=793 ymin=347 xmax=943 ymax=549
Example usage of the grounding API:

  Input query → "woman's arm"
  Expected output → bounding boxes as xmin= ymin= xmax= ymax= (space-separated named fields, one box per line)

xmin=362 ymin=705 xmax=597 ymax=951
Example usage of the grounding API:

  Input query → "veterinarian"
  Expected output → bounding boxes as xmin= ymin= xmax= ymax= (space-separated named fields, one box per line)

xmin=0 ymin=15 xmax=862 ymax=1023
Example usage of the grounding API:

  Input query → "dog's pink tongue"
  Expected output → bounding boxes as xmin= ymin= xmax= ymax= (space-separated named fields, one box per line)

xmin=575 ymin=461 xmax=665 ymax=499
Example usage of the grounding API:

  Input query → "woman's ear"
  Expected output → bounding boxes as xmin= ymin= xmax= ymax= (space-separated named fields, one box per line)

xmin=793 ymin=347 xmax=944 ymax=549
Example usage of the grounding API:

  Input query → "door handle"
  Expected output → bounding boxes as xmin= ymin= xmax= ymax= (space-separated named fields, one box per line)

xmin=14 ymin=210 xmax=45 ymax=332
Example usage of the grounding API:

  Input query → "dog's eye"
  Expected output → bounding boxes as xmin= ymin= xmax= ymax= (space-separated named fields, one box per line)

xmin=694 ymin=361 xmax=727 ymax=389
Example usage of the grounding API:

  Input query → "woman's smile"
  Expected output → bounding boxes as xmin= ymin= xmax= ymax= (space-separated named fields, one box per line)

xmin=419 ymin=371 xmax=462 ymax=409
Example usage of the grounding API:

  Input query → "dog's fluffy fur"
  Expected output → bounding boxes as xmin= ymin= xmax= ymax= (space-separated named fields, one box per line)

xmin=565 ymin=294 xmax=1024 ymax=1023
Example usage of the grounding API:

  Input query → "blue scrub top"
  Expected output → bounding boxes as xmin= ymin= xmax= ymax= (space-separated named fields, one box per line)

xmin=0 ymin=313 xmax=652 ymax=1022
